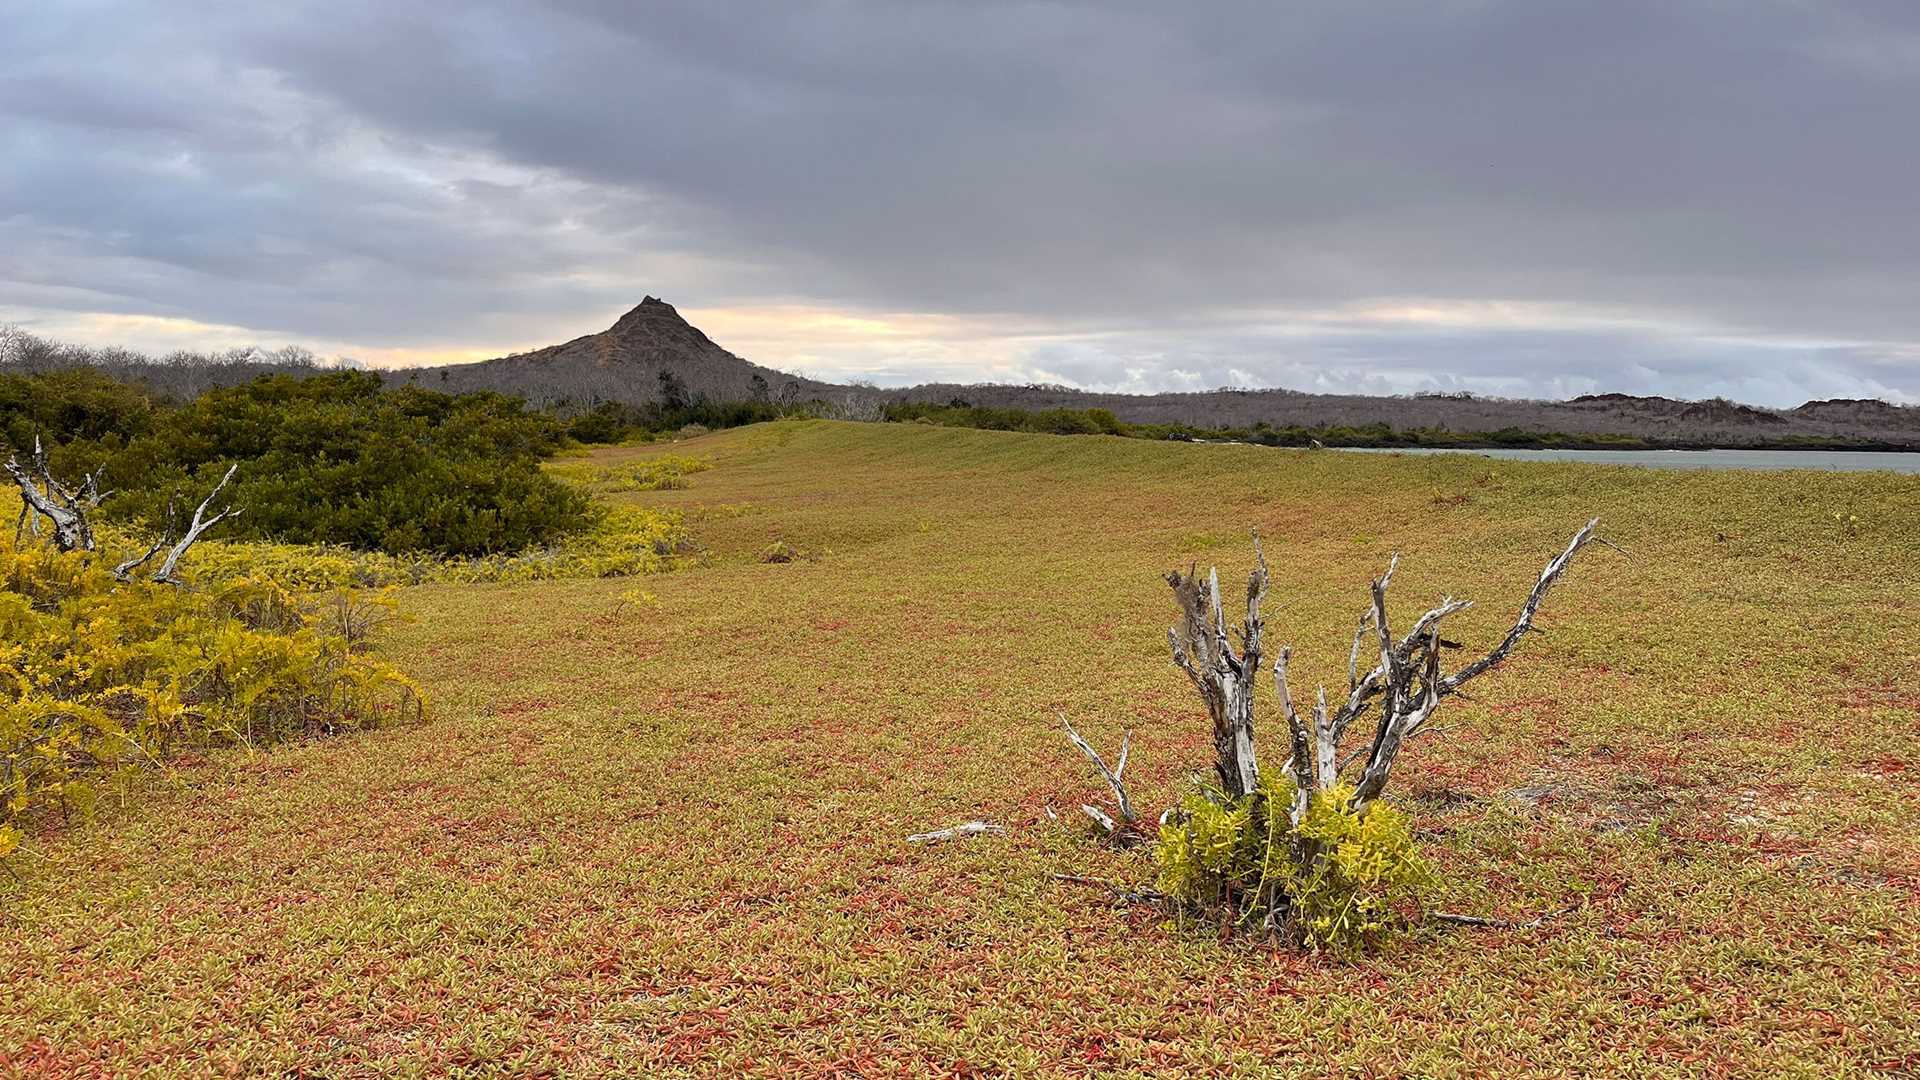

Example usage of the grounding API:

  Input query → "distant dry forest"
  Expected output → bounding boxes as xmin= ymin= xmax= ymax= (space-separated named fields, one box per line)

xmin=4 ymin=310 xmax=1915 ymax=451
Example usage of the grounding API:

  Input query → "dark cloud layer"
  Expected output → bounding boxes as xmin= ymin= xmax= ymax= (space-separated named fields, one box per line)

xmin=3 ymin=1 xmax=1917 ymax=402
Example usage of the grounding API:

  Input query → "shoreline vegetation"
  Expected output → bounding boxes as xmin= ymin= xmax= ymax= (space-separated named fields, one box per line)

xmin=873 ymin=400 xmax=1920 ymax=453
xmin=6 ymin=322 xmax=1916 ymax=456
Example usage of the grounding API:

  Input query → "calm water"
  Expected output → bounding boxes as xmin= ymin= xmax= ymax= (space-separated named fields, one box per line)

xmin=1340 ymin=447 xmax=1920 ymax=473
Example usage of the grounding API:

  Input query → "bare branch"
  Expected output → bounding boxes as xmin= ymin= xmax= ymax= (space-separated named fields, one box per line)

xmin=1060 ymin=715 xmax=1136 ymax=824
xmin=1346 ymin=608 xmax=1373 ymax=693
xmin=4 ymin=437 xmax=96 ymax=552
xmin=1272 ymin=646 xmax=1314 ymax=822
xmin=1080 ymin=804 xmax=1119 ymax=835
xmin=1167 ymin=548 xmax=1264 ymax=798
xmin=1051 ymin=873 xmax=1168 ymax=905
xmin=1312 ymin=687 xmax=1335 ymax=791
xmin=113 ymin=535 xmax=169 ymax=582
xmin=1348 ymin=520 xmax=1607 ymax=808
xmin=1429 ymin=902 xmax=1579 ymax=931
xmin=1441 ymin=518 xmax=1602 ymax=693
xmin=151 ymin=464 xmax=241 ymax=584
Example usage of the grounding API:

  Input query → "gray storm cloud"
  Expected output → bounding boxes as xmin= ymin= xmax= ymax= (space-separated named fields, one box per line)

xmin=1 ymin=1 xmax=1917 ymax=403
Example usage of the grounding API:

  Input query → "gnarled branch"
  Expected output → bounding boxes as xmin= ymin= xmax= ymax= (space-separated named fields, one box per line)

xmin=907 ymin=821 xmax=1002 ymax=844
xmin=1342 ymin=518 xmax=1607 ymax=808
xmin=1242 ymin=520 xmax=1609 ymax=819
xmin=5 ymin=436 xmax=100 ymax=552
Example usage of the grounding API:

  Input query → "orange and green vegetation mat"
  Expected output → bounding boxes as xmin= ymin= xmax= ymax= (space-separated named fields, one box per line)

xmin=4 ymin=419 xmax=1917 ymax=1076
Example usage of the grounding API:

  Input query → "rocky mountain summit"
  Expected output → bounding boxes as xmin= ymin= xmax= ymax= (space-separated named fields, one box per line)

xmin=422 ymin=297 xmax=832 ymax=408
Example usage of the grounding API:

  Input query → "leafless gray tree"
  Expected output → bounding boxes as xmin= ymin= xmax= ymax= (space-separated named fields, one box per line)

xmin=1063 ymin=520 xmax=1609 ymax=861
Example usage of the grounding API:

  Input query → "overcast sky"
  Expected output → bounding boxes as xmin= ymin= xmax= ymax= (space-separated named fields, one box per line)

xmin=4 ymin=1 xmax=1917 ymax=404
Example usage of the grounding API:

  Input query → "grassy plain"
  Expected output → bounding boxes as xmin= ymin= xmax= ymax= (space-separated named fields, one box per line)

xmin=4 ymin=419 xmax=1918 ymax=1076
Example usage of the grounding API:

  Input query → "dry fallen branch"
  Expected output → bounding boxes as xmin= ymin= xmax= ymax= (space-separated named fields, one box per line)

xmin=906 ymin=820 xmax=1003 ymax=844
xmin=111 ymin=534 xmax=170 ymax=582
xmin=5 ymin=439 xmax=243 ymax=587
xmin=1051 ymin=873 xmax=1168 ymax=905
xmin=1060 ymin=714 xmax=1135 ymax=824
xmin=1428 ymin=902 xmax=1580 ymax=931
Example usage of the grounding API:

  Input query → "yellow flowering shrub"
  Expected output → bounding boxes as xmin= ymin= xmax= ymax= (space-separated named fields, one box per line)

xmin=546 ymin=454 xmax=712 ymax=493
xmin=0 ymin=547 xmax=423 ymax=856
xmin=97 ymin=504 xmax=695 ymax=591
xmin=1156 ymin=776 xmax=1431 ymax=952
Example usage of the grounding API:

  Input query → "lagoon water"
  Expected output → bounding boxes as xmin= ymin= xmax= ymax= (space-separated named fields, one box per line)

xmin=1341 ymin=447 xmax=1920 ymax=473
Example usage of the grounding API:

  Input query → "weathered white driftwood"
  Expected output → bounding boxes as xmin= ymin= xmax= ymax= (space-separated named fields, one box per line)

xmin=1337 ymin=518 xmax=1604 ymax=810
xmin=906 ymin=820 xmax=1003 ymax=844
xmin=6 ymin=440 xmax=243 ymax=583
xmin=1155 ymin=517 xmax=1607 ymax=821
xmin=1060 ymin=715 xmax=1135 ymax=828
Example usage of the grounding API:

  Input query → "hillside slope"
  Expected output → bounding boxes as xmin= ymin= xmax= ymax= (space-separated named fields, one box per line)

xmin=889 ymin=382 xmax=1920 ymax=446
xmin=414 ymin=297 xmax=837 ymax=408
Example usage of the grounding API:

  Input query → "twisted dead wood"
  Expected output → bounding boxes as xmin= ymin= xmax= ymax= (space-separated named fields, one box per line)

xmin=1286 ymin=518 xmax=1606 ymax=814
xmin=1157 ymin=519 xmax=1607 ymax=823
xmin=1166 ymin=532 xmax=1269 ymax=798
xmin=5 ymin=436 xmax=104 ymax=552
xmin=906 ymin=821 xmax=1003 ymax=844
xmin=1061 ymin=715 xmax=1135 ymax=826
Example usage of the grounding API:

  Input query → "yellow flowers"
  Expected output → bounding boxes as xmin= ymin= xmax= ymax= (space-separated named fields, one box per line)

xmin=1156 ymin=778 xmax=1432 ymax=951
xmin=93 ymin=503 xmax=693 ymax=592
xmin=544 ymin=454 xmax=712 ymax=493
xmin=596 ymin=455 xmax=713 ymax=492
xmin=0 ymin=548 xmax=423 ymax=849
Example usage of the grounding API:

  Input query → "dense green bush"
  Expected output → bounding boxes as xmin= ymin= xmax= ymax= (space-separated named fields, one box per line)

xmin=24 ymin=372 xmax=596 ymax=558
xmin=0 ymin=369 xmax=157 ymax=451
xmin=561 ymin=397 xmax=801 ymax=444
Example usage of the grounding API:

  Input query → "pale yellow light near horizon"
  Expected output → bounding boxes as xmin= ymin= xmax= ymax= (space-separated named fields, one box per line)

xmin=3 ymin=301 xmax=1052 ymax=374
xmin=7 ymin=297 xmax=1883 ymax=385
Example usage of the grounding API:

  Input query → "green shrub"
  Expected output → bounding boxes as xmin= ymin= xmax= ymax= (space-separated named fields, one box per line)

xmin=1156 ymin=776 xmax=1431 ymax=951
xmin=0 ymin=369 xmax=157 ymax=450
xmin=49 ymin=372 xmax=597 ymax=559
